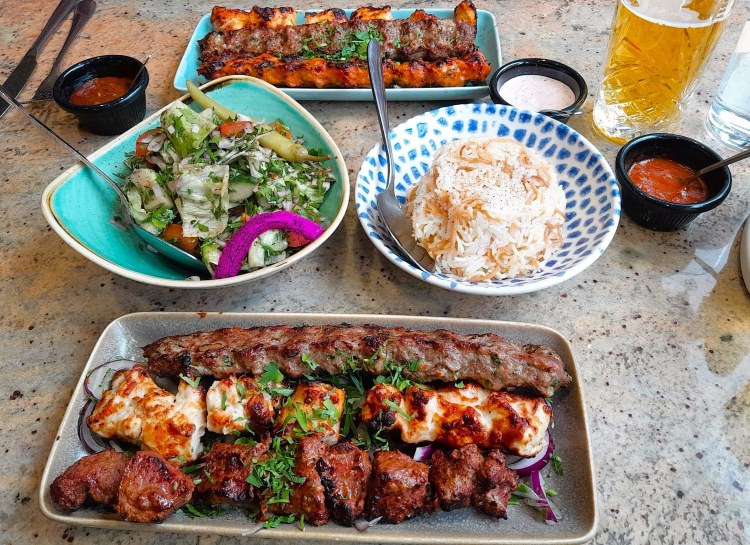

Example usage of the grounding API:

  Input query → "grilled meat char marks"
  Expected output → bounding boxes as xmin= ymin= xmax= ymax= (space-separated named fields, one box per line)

xmin=194 ymin=441 xmax=269 ymax=506
xmin=199 ymin=18 xmax=477 ymax=63
xmin=429 ymin=444 xmax=484 ymax=511
xmin=365 ymin=450 xmax=433 ymax=523
xmin=198 ymin=51 xmax=491 ymax=89
xmin=115 ymin=451 xmax=194 ymax=523
xmin=472 ymin=450 xmax=519 ymax=519
xmin=143 ymin=324 xmax=570 ymax=397
xmin=50 ymin=449 xmax=128 ymax=512
xmin=316 ymin=442 xmax=372 ymax=525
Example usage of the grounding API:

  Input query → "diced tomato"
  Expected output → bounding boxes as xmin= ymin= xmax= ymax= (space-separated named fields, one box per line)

xmin=162 ymin=223 xmax=199 ymax=254
xmin=287 ymin=231 xmax=311 ymax=247
xmin=268 ymin=120 xmax=293 ymax=139
xmin=219 ymin=121 xmax=253 ymax=138
xmin=135 ymin=128 xmax=163 ymax=158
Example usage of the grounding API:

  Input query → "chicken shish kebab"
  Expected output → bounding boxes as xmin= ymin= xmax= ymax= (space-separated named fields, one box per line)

xmin=142 ymin=323 xmax=571 ymax=397
xmin=53 ymin=324 xmax=568 ymax=528
xmin=197 ymin=1 xmax=492 ymax=88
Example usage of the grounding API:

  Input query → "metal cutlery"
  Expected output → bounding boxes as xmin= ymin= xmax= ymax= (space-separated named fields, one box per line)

xmin=0 ymin=84 xmax=209 ymax=275
xmin=367 ymin=39 xmax=435 ymax=273
xmin=0 ymin=0 xmax=79 ymax=117
xmin=29 ymin=0 xmax=96 ymax=103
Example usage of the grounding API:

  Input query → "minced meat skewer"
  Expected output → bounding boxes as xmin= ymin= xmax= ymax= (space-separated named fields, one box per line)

xmin=142 ymin=324 xmax=570 ymax=397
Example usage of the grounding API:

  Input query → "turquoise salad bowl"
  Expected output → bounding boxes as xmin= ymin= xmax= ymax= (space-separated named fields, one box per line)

xmin=42 ymin=76 xmax=349 ymax=289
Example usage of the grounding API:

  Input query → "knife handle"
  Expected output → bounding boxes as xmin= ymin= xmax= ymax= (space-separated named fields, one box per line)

xmin=28 ymin=0 xmax=80 ymax=56
xmin=50 ymin=0 xmax=96 ymax=73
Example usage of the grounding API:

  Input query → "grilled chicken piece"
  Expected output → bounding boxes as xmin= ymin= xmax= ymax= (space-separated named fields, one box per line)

xmin=206 ymin=375 xmax=276 ymax=435
xmin=407 ymin=9 xmax=438 ymax=22
xmin=365 ymin=450 xmax=432 ymax=523
xmin=199 ymin=6 xmax=478 ymax=63
xmin=360 ymin=382 xmax=552 ymax=457
xmin=350 ymin=5 xmax=393 ymax=21
xmin=115 ymin=451 xmax=194 ymax=523
xmin=50 ymin=450 xmax=128 ymax=512
xmin=316 ymin=442 xmax=372 ymax=525
xmin=211 ymin=6 xmax=296 ymax=32
xmin=263 ymin=436 xmax=330 ymax=526
xmin=194 ymin=441 xmax=269 ymax=506
xmin=200 ymin=51 xmax=491 ymax=89
xmin=304 ymin=8 xmax=346 ymax=24
xmin=88 ymin=365 xmax=206 ymax=465
xmin=471 ymin=450 xmax=518 ymax=519
xmin=429 ymin=444 xmax=484 ymax=511
xmin=143 ymin=324 xmax=569 ymax=397
xmin=276 ymin=382 xmax=345 ymax=445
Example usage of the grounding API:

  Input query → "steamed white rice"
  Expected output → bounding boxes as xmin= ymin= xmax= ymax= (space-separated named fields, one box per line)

xmin=406 ymin=137 xmax=566 ymax=281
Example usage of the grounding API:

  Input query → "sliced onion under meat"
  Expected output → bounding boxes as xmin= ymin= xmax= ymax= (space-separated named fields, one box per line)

xmin=84 ymin=359 xmax=138 ymax=400
xmin=413 ymin=444 xmax=435 ymax=462
xmin=507 ymin=430 xmax=554 ymax=476
xmin=77 ymin=400 xmax=108 ymax=454
xmin=353 ymin=516 xmax=382 ymax=532
xmin=513 ymin=470 xmax=562 ymax=525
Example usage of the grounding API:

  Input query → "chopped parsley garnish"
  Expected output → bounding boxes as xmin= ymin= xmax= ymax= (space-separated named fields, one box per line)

xmin=246 ymin=436 xmax=305 ymax=508
xmin=179 ymin=374 xmax=201 ymax=388
xmin=181 ymin=503 xmax=227 ymax=518
xmin=550 ymin=453 xmax=564 ymax=476
xmin=383 ymin=398 xmax=414 ymax=421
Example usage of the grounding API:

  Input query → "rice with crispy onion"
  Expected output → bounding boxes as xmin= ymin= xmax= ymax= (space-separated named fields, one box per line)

xmin=406 ymin=137 xmax=566 ymax=281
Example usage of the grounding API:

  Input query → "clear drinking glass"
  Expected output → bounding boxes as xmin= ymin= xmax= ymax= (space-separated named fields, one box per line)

xmin=706 ymin=21 xmax=750 ymax=149
xmin=593 ymin=0 xmax=735 ymax=144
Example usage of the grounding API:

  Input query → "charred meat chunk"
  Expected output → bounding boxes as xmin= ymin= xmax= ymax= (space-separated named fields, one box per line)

xmin=316 ymin=442 xmax=372 ymax=525
xmin=50 ymin=449 xmax=128 ymax=511
xmin=471 ymin=450 xmax=519 ymax=519
xmin=429 ymin=444 xmax=484 ymax=511
xmin=194 ymin=441 xmax=268 ymax=506
xmin=365 ymin=450 xmax=431 ymax=523
xmin=263 ymin=436 xmax=330 ymax=526
xmin=115 ymin=451 xmax=194 ymax=523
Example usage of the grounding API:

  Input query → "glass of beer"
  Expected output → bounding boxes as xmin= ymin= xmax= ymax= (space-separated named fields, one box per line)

xmin=593 ymin=0 xmax=735 ymax=144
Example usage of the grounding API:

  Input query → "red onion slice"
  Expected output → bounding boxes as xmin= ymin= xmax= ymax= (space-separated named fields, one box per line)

xmin=353 ymin=516 xmax=382 ymax=532
xmin=413 ymin=444 xmax=435 ymax=462
xmin=507 ymin=430 xmax=554 ymax=476
xmin=77 ymin=400 xmax=107 ymax=454
xmin=84 ymin=359 xmax=138 ymax=400
xmin=214 ymin=210 xmax=325 ymax=279
xmin=529 ymin=470 xmax=562 ymax=524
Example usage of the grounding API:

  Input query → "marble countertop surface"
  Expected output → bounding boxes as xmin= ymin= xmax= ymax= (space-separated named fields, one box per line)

xmin=0 ymin=1 xmax=748 ymax=544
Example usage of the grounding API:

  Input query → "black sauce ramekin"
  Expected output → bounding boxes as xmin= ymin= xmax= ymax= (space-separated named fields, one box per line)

xmin=53 ymin=55 xmax=149 ymax=136
xmin=615 ymin=133 xmax=731 ymax=231
xmin=488 ymin=58 xmax=588 ymax=124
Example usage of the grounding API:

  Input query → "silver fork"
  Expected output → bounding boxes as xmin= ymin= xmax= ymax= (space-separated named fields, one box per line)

xmin=367 ymin=40 xmax=435 ymax=273
xmin=29 ymin=0 xmax=96 ymax=102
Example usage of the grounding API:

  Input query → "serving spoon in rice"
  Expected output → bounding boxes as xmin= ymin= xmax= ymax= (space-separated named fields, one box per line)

xmin=368 ymin=40 xmax=436 ymax=273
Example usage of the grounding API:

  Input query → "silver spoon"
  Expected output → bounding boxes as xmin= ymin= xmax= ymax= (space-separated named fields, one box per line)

xmin=367 ymin=39 xmax=435 ymax=273
xmin=0 ymin=84 xmax=208 ymax=274
xmin=683 ymin=146 xmax=750 ymax=184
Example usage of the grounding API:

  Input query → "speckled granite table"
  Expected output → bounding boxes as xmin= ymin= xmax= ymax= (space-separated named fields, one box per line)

xmin=0 ymin=1 xmax=748 ymax=544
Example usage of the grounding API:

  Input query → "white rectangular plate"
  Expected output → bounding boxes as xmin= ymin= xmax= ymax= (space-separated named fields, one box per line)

xmin=40 ymin=312 xmax=597 ymax=543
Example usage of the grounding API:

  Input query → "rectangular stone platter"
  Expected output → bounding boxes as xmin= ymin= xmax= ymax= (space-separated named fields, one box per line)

xmin=39 ymin=312 xmax=597 ymax=544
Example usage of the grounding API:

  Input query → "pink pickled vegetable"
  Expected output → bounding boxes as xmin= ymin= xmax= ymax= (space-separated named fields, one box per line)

xmin=214 ymin=210 xmax=325 ymax=279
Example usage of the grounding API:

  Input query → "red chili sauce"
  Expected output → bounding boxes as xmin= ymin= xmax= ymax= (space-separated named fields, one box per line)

xmin=627 ymin=157 xmax=709 ymax=204
xmin=69 ymin=76 xmax=132 ymax=106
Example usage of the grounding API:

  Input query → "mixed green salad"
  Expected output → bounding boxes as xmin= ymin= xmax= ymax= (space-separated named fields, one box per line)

xmin=122 ymin=88 xmax=335 ymax=277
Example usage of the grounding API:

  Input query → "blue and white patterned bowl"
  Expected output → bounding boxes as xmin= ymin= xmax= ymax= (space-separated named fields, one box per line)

xmin=355 ymin=103 xmax=621 ymax=295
